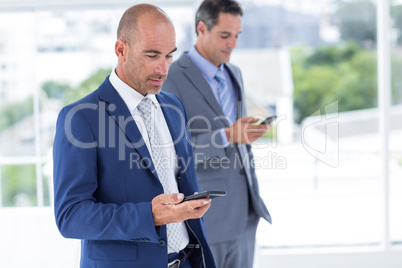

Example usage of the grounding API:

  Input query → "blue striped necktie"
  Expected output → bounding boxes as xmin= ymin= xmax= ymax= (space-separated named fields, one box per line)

xmin=215 ymin=68 xmax=237 ymax=124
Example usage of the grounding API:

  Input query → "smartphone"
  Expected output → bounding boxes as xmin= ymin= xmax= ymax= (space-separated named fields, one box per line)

xmin=259 ymin=115 xmax=277 ymax=125
xmin=182 ymin=190 xmax=227 ymax=202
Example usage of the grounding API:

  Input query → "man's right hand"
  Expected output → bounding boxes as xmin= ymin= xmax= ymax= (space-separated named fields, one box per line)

xmin=151 ymin=193 xmax=211 ymax=226
xmin=224 ymin=116 xmax=270 ymax=144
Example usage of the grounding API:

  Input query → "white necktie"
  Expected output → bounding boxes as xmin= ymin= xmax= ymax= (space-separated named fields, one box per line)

xmin=137 ymin=98 xmax=185 ymax=253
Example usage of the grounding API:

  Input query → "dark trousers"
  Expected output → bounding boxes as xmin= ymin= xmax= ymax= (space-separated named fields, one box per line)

xmin=209 ymin=214 xmax=259 ymax=268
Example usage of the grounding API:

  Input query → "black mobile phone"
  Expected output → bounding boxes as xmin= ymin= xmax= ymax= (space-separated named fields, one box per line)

xmin=259 ymin=115 xmax=277 ymax=125
xmin=182 ymin=190 xmax=227 ymax=202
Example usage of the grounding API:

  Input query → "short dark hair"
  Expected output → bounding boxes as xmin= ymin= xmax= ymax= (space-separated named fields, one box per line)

xmin=195 ymin=0 xmax=243 ymax=35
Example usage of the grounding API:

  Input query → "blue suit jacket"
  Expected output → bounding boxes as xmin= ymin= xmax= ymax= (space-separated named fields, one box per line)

xmin=53 ymin=76 xmax=216 ymax=268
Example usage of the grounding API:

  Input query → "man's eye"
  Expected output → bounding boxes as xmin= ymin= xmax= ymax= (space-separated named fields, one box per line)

xmin=166 ymin=54 xmax=173 ymax=59
xmin=220 ymin=35 xmax=229 ymax=39
xmin=147 ymin=54 xmax=157 ymax=58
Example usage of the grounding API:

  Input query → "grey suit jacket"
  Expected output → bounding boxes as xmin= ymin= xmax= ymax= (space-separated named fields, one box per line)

xmin=163 ymin=53 xmax=271 ymax=244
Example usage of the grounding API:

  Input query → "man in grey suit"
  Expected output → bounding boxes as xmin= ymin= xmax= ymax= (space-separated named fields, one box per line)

xmin=163 ymin=0 xmax=272 ymax=267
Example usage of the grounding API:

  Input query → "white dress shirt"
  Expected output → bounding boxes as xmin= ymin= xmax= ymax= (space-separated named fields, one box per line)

xmin=109 ymin=70 xmax=189 ymax=253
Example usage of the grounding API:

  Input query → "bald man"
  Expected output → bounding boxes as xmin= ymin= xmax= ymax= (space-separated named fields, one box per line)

xmin=53 ymin=4 xmax=216 ymax=268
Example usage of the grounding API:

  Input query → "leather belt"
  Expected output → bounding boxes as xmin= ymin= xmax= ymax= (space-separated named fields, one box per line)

xmin=168 ymin=246 xmax=194 ymax=268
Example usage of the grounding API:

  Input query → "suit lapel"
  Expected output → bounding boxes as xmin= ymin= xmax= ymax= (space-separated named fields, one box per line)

xmin=178 ymin=54 xmax=224 ymax=117
xmin=97 ymin=78 xmax=158 ymax=178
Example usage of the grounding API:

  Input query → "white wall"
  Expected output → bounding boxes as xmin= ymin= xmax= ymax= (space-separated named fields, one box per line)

xmin=0 ymin=207 xmax=79 ymax=268
xmin=258 ymin=251 xmax=402 ymax=268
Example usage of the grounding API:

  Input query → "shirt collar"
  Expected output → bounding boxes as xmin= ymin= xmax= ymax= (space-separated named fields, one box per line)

xmin=109 ymin=69 xmax=159 ymax=111
xmin=187 ymin=46 xmax=224 ymax=82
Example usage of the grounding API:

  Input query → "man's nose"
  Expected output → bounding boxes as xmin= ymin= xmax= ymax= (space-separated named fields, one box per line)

xmin=227 ymin=36 xmax=238 ymax=49
xmin=156 ymin=59 xmax=168 ymax=75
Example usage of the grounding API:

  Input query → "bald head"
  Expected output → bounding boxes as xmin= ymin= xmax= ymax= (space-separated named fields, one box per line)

xmin=117 ymin=4 xmax=172 ymax=45
xmin=114 ymin=4 xmax=176 ymax=96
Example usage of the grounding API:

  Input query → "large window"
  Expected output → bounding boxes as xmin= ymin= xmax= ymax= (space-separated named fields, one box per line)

xmin=0 ymin=0 xmax=400 ymax=267
xmin=228 ymin=0 xmax=398 ymax=253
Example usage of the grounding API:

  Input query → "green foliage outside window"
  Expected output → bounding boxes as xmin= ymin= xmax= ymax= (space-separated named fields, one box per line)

xmin=0 ymin=97 xmax=34 ymax=132
xmin=292 ymin=41 xmax=402 ymax=123
xmin=1 ymin=165 xmax=37 ymax=207
xmin=63 ymin=68 xmax=112 ymax=105
xmin=40 ymin=68 xmax=112 ymax=105
xmin=42 ymin=81 xmax=72 ymax=100
xmin=291 ymin=42 xmax=377 ymax=123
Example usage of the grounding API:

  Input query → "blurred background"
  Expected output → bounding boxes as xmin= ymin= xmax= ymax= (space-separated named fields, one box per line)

xmin=0 ymin=0 xmax=401 ymax=267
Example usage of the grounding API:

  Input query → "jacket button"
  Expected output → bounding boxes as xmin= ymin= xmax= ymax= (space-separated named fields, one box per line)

xmin=158 ymin=239 xmax=166 ymax=247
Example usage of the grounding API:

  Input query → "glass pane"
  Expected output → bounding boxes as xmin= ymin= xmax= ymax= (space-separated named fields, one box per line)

xmin=35 ymin=9 xmax=118 ymax=155
xmin=0 ymin=12 xmax=36 ymax=157
xmin=42 ymin=162 xmax=52 ymax=207
xmin=391 ymin=0 xmax=402 ymax=247
xmin=230 ymin=0 xmax=381 ymax=251
xmin=391 ymin=2 xmax=402 ymax=105
xmin=390 ymin=128 xmax=402 ymax=246
xmin=0 ymin=164 xmax=37 ymax=207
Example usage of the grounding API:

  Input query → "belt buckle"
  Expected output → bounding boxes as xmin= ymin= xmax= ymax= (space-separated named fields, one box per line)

xmin=168 ymin=258 xmax=181 ymax=268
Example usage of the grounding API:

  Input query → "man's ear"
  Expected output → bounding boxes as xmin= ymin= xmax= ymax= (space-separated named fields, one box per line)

xmin=197 ymin=21 xmax=207 ymax=36
xmin=115 ymin=39 xmax=126 ymax=60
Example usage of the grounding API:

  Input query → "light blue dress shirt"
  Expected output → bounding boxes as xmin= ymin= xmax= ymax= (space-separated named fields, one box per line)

xmin=187 ymin=46 xmax=238 ymax=146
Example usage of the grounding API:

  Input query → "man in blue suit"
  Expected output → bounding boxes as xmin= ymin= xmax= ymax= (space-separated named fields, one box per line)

xmin=53 ymin=4 xmax=216 ymax=268
xmin=163 ymin=0 xmax=272 ymax=267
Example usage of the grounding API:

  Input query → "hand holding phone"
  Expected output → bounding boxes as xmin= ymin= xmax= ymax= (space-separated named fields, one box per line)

xmin=259 ymin=115 xmax=277 ymax=125
xmin=182 ymin=190 xmax=227 ymax=202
